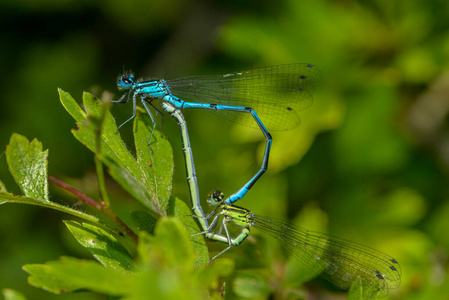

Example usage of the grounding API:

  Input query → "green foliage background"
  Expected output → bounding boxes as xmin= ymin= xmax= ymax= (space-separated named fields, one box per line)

xmin=1 ymin=0 xmax=449 ymax=299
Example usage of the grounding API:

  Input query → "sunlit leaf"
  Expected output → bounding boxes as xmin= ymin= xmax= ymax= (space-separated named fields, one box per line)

xmin=23 ymin=257 xmax=132 ymax=295
xmin=134 ymin=110 xmax=174 ymax=215
xmin=137 ymin=217 xmax=195 ymax=275
xmin=6 ymin=134 xmax=48 ymax=202
xmin=2 ymin=289 xmax=27 ymax=300
xmin=170 ymin=197 xmax=209 ymax=268
xmin=0 ymin=179 xmax=7 ymax=192
xmin=65 ymin=220 xmax=135 ymax=271
xmin=0 ymin=192 xmax=99 ymax=224
xmin=59 ymin=89 xmax=174 ymax=216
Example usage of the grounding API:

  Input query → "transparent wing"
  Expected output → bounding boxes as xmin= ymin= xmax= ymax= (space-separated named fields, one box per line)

xmin=253 ymin=215 xmax=401 ymax=298
xmin=167 ymin=63 xmax=321 ymax=131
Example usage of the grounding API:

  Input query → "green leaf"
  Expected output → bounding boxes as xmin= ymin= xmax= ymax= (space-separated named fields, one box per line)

xmin=196 ymin=258 xmax=234 ymax=290
xmin=21 ymin=255 xmax=230 ymax=300
xmin=131 ymin=214 xmax=231 ymax=299
xmin=233 ymin=271 xmax=272 ymax=298
xmin=130 ymin=199 xmax=211 ymax=268
xmin=137 ymin=217 xmax=195 ymax=275
xmin=59 ymin=89 xmax=174 ymax=216
xmin=22 ymin=255 xmax=208 ymax=299
xmin=65 ymin=220 xmax=135 ymax=271
xmin=21 ymin=213 xmax=229 ymax=299
xmin=23 ymin=257 xmax=132 ymax=295
xmin=2 ymin=289 xmax=27 ymax=300
xmin=170 ymin=197 xmax=210 ymax=268
xmin=6 ymin=134 xmax=48 ymax=202
xmin=134 ymin=110 xmax=174 ymax=215
xmin=0 ymin=179 xmax=7 ymax=192
xmin=0 ymin=192 xmax=100 ymax=224
xmin=59 ymin=88 xmax=88 ymax=125
xmin=347 ymin=275 xmax=386 ymax=299
xmin=347 ymin=282 xmax=364 ymax=300
xmin=1 ymin=133 xmax=102 ymax=224
xmin=131 ymin=210 xmax=157 ymax=234
xmin=81 ymin=91 xmax=141 ymax=177
xmin=127 ymin=266 xmax=204 ymax=300
xmin=347 ymin=276 xmax=370 ymax=300
xmin=60 ymin=89 xmax=148 ymax=209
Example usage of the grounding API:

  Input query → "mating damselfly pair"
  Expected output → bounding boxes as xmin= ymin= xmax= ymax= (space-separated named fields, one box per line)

xmin=113 ymin=63 xmax=401 ymax=298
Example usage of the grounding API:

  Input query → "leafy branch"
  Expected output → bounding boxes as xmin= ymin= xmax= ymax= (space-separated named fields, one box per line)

xmin=0 ymin=90 xmax=233 ymax=299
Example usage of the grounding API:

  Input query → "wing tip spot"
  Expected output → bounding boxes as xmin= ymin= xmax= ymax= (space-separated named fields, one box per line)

xmin=375 ymin=270 xmax=385 ymax=280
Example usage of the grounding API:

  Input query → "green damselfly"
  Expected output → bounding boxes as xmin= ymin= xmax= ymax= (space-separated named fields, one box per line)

xmin=197 ymin=190 xmax=402 ymax=298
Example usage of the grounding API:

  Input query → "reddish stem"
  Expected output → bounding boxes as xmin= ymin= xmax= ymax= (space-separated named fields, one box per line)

xmin=49 ymin=176 xmax=138 ymax=243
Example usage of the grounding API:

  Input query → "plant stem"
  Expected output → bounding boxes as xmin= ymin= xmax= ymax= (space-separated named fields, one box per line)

xmin=49 ymin=176 xmax=138 ymax=243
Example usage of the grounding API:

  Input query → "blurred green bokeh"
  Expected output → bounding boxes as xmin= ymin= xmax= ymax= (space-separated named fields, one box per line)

xmin=1 ymin=0 xmax=449 ymax=299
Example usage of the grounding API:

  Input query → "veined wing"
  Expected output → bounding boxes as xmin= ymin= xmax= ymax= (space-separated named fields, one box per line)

xmin=167 ymin=63 xmax=321 ymax=131
xmin=253 ymin=215 xmax=401 ymax=298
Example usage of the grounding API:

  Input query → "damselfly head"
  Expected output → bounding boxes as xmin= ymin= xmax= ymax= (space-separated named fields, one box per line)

xmin=117 ymin=71 xmax=135 ymax=91
xmin=208 ymin=190 xmax=225 ymax=207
